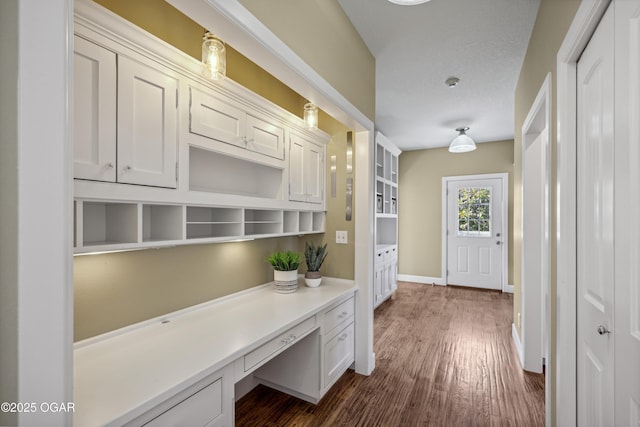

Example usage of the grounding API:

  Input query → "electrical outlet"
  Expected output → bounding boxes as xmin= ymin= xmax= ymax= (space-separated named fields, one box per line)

xmin=336 ymin=230 xmax=348 ymax=244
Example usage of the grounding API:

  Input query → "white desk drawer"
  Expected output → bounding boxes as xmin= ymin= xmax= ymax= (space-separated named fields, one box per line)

xmin=244 ymin=316 xmax=316 ymax=371
xmin=323 ymin=297 xmax=354 ymax=336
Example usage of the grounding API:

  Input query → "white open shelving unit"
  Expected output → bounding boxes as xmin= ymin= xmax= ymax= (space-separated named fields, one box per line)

xmin=374 ymin=132 xmax=401 ymax=308
xmin=75 ymin=200 xmax=325 ymax=254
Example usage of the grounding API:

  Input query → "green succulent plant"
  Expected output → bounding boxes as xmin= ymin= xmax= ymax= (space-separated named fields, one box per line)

xmin=304 ymin=241 xmax=328 ymax=272
xmin=266 ymin=251 xmax=301 ymax=271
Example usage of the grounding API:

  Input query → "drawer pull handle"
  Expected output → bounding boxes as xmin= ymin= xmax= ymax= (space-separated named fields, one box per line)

xmin=338 ymin=333 xmax=348 ymax=341
xmin=281 ymin=334 xmax=297 ymax=345
xmin=338 ymin=311 xmax=348 ymax=318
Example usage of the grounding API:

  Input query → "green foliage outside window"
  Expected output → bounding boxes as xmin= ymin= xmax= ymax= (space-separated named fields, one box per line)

xmin=458 ymin=188 xmax=491 ymax=236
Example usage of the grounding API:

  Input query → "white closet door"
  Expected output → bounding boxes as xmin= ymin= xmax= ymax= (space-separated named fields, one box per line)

xmin=614 ymin=1 xmax=640 ymax=425
xmin=576 ymin=4 xmax=615 ymax=425
xmin=117 ymin=55 xmax=178 ymax=188
xmin=73 ymin=36 xmax=116 ymax=182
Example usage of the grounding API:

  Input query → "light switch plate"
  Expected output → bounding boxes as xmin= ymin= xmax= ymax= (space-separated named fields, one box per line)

xmin=336 ymin=230 xmax=348 ymax=244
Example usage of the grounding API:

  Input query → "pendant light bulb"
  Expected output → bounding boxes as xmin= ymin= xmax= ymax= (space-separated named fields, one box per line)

xmin=304 ymin=103 xmax=318 ymax=129
xmin=202 ymin=32 xmax=226 ymax=80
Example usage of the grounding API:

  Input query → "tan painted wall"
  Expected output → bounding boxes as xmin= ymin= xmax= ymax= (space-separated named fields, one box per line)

xmin=398 ymin=140 xmax=514 ymax=284
xmin=238 ymin=0 xmax=375 ymax=122
xmin=74 ymin=0 xmax=359 ymax=341
xmin=513 ymin=0 xmax=580 ymax=422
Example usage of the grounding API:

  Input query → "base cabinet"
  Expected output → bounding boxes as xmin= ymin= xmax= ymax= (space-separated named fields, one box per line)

xmin=253 ymin=296 xmax=355 ymax=404
xmin=374 ymin=246 xmax=398 ymax=308
xmin=127 ymin=364 xmax=233 ymax=427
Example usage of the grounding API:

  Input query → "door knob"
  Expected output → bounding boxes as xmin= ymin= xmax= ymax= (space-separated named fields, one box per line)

xmin=496 ymin=241 xmax=502 ymax=245
xmin=597 ymin=325 xmax=611 ymax=335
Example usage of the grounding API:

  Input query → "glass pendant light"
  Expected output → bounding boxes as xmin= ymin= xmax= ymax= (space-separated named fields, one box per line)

xmin=448 ymin=127 xmax=477 ymax=153
xmin=304 ymin=103 xmax=318 ymax=129
xmin=202 ymin=32 xmax=226 ymax=80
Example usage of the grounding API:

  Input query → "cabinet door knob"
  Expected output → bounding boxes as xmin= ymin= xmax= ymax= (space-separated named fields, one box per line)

xmin=597 ymin=325 xmax=611 ymax=335
xmin=124 ymin=165 xmax=132 ymax=171
xmin=106 ymin=162 xmax=114 ymax=169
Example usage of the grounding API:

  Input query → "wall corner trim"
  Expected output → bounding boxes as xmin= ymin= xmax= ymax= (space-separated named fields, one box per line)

xmin=512 ymin=323 xmax=524 ymax=368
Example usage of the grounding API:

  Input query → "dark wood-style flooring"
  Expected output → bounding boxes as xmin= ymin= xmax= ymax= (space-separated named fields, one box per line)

xmin=236 ymin=282 xmax=545 ymax=426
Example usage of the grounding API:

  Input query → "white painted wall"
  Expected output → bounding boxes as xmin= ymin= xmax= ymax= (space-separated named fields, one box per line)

xmin=0 ymin=0 xmax=73 ymax=425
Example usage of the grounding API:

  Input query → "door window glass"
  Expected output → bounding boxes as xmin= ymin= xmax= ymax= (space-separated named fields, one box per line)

xmin=457 ymin=187 xmax=491 ymax=236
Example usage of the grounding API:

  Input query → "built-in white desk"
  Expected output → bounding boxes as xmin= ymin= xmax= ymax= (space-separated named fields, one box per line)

xmin=73 ymin=278 xmax=356 ymax=426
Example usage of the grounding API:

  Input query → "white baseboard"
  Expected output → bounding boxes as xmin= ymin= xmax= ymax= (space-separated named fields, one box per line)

xmin=512 ymin=323 xmax=524 ymax=368
xmin=397 ymin=274 xmax=445 ymax=286
xmin=503 ymin=283 xmax=514 ymax=294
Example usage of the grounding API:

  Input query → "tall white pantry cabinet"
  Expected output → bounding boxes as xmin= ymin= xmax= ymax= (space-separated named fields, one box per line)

xmin=374 ymin=132 xmax=401 ymax=308
xmin=72 ymin=1 xmax=329 ymax=254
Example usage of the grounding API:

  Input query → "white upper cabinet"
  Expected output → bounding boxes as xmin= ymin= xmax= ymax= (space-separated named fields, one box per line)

xmin=73 ymin=36 xmax=178 ymax=189
xmin=245 ymin=114 xmax=285 ymax=160
xmin=117 ymin=56 xmax=178 ymax=188
xmin=73 ymin=36 xmax=117 ymax=182
xmin=189 ymin=86 xmax=285 ymax=160
xmin=189 ymin=86 xmax=246 ymax=148
xmin=289 ymin=133 xmax=324 ymax=204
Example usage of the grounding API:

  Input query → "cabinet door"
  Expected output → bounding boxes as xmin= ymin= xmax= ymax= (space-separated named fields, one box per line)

xmin=374 ymin=264 xmax=384 ymax=306
xmin=289 ymin=134 xmax=324 ymax=204
xmin=73 ymin=36 xmax=116 ymax=182
xmin=323 ymin=323 xmax=355 ymax=388
xmin=304 ymin=140 xmax=324 ymax=204
xmin=289 ymin=136 xmax=306 ymax=202
xmin=189 ymin=86 xmax=245 ymax=148
xmin=245 ymin=114 xmax=285 ymax=159
xmin=118 ymin=56 xmax=178 ymax=188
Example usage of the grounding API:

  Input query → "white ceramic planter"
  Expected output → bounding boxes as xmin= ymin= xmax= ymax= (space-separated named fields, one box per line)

xmin=304 ymin=277 xmax=322 ymax=288
xmin=304 ymin=271 xmax=322 ymax=288
xmin=273 ymin=269 xmax=298 ymax=293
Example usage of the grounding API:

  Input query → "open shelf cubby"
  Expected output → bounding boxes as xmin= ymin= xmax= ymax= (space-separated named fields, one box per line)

xmin=244 ymin=209 xmax=282 ymax=235
xmin=82 ymin=201 xmax=138 ymax=246
xmin=186 ymin=206 xmax=243 ymax=239
xmin=143 ymin=204 xmax=183 ymax=242
xmin=189 ymin=146 xmax=283 ymax=199
xmin=283 ymin=211 xmax=299 ymax=233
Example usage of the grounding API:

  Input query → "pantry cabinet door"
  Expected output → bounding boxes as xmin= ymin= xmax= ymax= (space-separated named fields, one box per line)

xmin=73 ymin=36 xmax=116 ymax=182
xmin=117 ymin=55 xmax=178 ymax=188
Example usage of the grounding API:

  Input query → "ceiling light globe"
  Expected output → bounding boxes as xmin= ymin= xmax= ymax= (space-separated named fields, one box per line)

xmin=448 ymin=127 xmax=477 ymax=153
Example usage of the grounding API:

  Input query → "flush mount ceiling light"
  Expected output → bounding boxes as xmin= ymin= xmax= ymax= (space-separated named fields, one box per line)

xmin=448 ymin=127 xmax=477 ymax=153
xmin=202 ymin=31 xmax=226 ymax=80
xmin=387 ymin=0 xmax=431 ymax=4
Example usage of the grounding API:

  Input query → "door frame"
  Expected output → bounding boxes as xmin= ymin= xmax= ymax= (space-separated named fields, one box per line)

xmin=556 ymin=0 xmax=611 ymax=425
xmin=442 ymin=173 xmax=509 ymax=291
xmin=521 ymin=72 xmax=551 ymax=426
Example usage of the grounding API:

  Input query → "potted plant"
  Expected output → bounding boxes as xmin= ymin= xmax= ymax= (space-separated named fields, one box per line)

xmin=267 ymin=251 xmax=301 ymax=293
xmin=304 ymin=241 xmax=328 ymax=287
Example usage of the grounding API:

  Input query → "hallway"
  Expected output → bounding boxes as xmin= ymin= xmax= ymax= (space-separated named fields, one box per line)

xmin=236 ymin=282 xmax=545 ymax=426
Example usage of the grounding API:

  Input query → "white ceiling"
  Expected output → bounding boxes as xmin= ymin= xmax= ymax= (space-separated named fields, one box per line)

xmin=337 ymin=0 xmax=540 ymax=151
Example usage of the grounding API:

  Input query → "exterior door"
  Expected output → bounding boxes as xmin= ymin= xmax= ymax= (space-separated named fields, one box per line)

xmin=577 ymin=4 xmax=614 ymax=425
xmin=446 ymin=176 xmax=504 ymax=290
